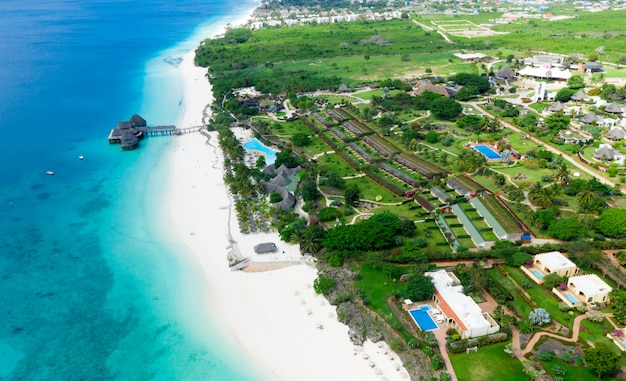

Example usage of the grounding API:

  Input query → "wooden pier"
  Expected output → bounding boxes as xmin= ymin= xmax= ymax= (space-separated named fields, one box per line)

xmin=108 ymin=114 xmax=203 ymax=150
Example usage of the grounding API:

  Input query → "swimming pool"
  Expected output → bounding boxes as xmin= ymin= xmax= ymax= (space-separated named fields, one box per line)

xmin=565 ymin=294 xmax=577 ymax=305
xmin=473 ymin=145 xmax=501 ymax=160
xmin=243 ymin=138 xmax=278 ymax=166
xmin=532 ymin=269 xmax=544 ymax=280
xmin=409 ymin=308 xmax=438 ymax=331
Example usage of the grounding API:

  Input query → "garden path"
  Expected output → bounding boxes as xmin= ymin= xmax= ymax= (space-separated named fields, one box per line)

xmin=519 ymin=313 xmax=615 ymax=357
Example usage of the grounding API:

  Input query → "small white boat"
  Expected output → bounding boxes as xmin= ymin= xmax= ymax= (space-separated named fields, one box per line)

xmin=78 ymin=155 xmax=84 ymax=160
xmin=46 ymin=171 xmax=55 ymax=176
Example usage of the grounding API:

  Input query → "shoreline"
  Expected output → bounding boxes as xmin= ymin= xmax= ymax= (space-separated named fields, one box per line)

xmin=163 ymin=7 xmax=411 ymax=381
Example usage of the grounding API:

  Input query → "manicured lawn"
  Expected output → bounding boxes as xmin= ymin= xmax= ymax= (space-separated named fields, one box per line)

xmin=449 ymin=342 xmax=526 ymax=381
xmin=344 ymin=176 xmax=402 ymax=204
xmin=506 ymin=266 xmax=572 ymax=328
xmin=355 ymin=263 xmax=415 ymax=341
xmin=316 ymin=152 xmax=359 ymax=177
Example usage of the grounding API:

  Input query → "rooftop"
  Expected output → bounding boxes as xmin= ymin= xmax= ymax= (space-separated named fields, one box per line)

xmin=426 ymin=270 xmax=491 ymax=334
xmin=569 ymin=274 xmax=612 ymax=295
xmin=535 ymin=251 xmax=576 ymax=271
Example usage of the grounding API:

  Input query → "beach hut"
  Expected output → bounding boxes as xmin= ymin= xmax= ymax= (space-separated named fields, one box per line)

xmin=254 ymin=242 xmax=278 ymax=254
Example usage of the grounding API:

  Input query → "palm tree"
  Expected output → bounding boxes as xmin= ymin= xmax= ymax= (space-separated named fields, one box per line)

xmin=532 ymin=189 xmax=555 ymax=209
xmin=577 ymin=189 xmax=595 ymax=207
xmin=554 ymin=163 xmax=571 ymax=184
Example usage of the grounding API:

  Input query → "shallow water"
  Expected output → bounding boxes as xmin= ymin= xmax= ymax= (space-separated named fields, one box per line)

xmin=0 ymin=0 xmax=264 ymax=379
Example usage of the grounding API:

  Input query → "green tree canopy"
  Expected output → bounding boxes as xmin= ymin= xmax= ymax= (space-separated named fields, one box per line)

xmin=449 ymin=73 xmax=490 ymax=93
xmin=548 ymin=218 xmax=586 ymax=241
xmin=566 ymin=75 xmax=585 ymax=89
xmin=595 ymin=208 xmax=626 ymax=238
xmin=323 ymin=212 xmax=408 ymax=252
xmin=291 ymin=133 xmax=311 ymax=147
xmin=405 ymin=273 xmax=436 ymax=301
xmin=430 ymin=98 xmax=462 ymax=120
xmin=584 ymin=342 xmax=620 ymax=379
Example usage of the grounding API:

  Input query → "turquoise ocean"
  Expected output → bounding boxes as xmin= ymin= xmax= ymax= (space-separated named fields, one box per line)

xmin=0 ymin=0 xmax=264 ymax=379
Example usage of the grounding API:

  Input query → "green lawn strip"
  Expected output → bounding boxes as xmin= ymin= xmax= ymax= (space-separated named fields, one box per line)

xmin=344 ymin=176 xmax=400 ymax=204
xmin=316 ymin=152 xmax=359 ymax=177
xmin=271 ymin=119 xmax=310 ymax=137
xmin=506 ymin=266 xmax=572 ymax=328
xmin=416 ymin=220 xmax=448 ymax=246
xmin=449 ymin=342 xmax=526 ymax=381
xmin=486 ymin=268 xmax=534 ymax=319
xmin=504 ymin=130 xmax=542 ymax=155
xmin=356 ymin=262 xmax=414 ymax=341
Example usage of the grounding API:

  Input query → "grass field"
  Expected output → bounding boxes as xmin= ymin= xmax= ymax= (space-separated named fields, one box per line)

xmin=449 ymin=342 xmax=526 ymax=381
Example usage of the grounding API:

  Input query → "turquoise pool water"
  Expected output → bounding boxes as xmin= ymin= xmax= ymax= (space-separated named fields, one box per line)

xmin=409 ymin=308 xmax=438 ymax=331
xmin=566 ymin=294 xmax=577 ymax=305
xmin=532 ymin=269 xmax=544 ymax=279
xmin=243 ymin=138 xmax=277 ymax=166
xmin=473 ymin=145 xmax=501 ymax=160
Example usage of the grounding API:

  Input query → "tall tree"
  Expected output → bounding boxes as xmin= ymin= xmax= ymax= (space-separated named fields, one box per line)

xmin=584 ymin=343 xmax=620 ymax=379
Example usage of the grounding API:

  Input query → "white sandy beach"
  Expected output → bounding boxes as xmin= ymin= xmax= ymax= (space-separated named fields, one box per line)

xmin=163 ymin=21 xmax=410 ymax=381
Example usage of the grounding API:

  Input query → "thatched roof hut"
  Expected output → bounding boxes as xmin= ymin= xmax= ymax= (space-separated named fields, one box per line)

xmin=120 ymin=130 xmax=139 ymax=150
xmin=496 ymin=65 xmax=516 ymax=79
xmin=254 ymin=242 xmax=278 ymax=254
xmin=547 ymin=101 xmax=566 ymax=112
xmin=129 ymin=114 xmax=147 ymax=127
xmin=413 ymin=81 xmax=450 ymax=98
xmin=606 ymin=127 xmax=626 ymax=141
xmin=594 ymin=144 xmax=616 ymax=160
xmin=570 ymin=91 xmax=588 ymax=102
xmin=605 ymin=103 xmax=623 ymax=114
xmin=580 ymin=112 xmax=599 ymax=124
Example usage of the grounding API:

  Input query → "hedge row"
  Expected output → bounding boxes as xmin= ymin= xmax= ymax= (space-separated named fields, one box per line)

xmin=448 ymin=332 xmax=510 ymax=353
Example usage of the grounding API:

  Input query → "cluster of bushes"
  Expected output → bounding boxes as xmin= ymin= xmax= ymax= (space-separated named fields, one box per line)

xmin=447 ymin=332 xmax=509 ymax=353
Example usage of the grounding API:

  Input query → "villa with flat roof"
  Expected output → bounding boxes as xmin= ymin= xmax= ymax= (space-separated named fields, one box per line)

xmin=426 ymin=270 xmax=499 ymax=339
xmin=521 ymin=251 xmax=579 ymax=284
xmin=553 ymin=274 xmax=612 ymax=307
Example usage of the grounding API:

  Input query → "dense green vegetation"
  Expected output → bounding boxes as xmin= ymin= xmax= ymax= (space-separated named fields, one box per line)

xmin=200 ymin=6 xmax=626 ymax=379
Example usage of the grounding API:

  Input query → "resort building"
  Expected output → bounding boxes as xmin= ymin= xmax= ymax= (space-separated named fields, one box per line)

xmin=521 ymin=251 xmax=579 ymax=284
xmin=594 ymin=144 xmax=626 ymax=165
xmin=518 ymin=65 xmax=572 ymax=80
xmin=553 ymin=274 xmax=612 ymax=307
xmin=426 ymin=270 xmax=500 ymax=339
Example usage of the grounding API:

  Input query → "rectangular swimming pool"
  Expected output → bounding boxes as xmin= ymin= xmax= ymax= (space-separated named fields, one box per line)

xmin=565 ymin=294 xmax=577 ymax=305
xmin=473 ymin=145 xmax=501 ymax=160
xmin=532 ymin=269 xmax=544 ymax=280
xmin=409 ymin=309 xmax=438 ymax=331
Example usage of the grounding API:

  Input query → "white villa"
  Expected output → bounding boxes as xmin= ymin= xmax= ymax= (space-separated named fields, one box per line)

xmin=426 ymin=270 xmax=500 ymax=339
xmin=521 ymin=251 xmax=579 ymax=284
xmin=553 ymin=274 xmax=612 ymax=307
